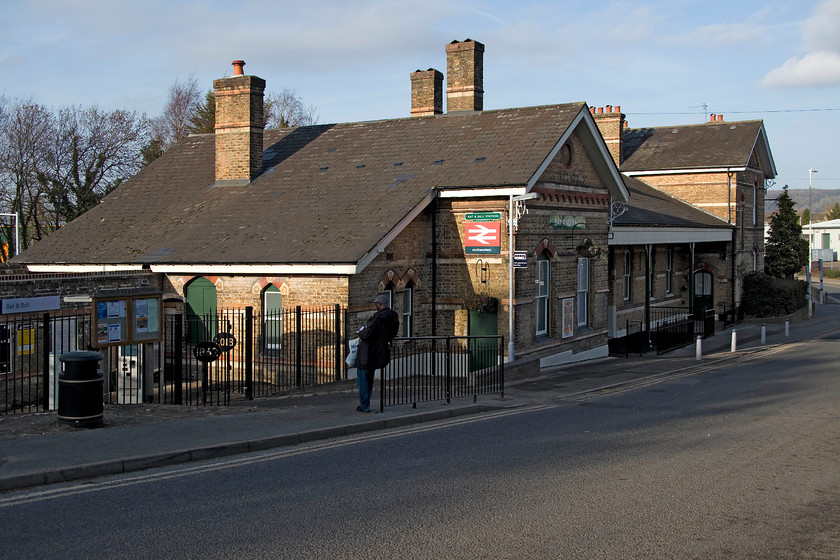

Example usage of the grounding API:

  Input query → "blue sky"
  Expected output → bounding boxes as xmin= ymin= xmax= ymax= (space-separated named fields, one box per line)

xmin=2 ymin=0 xmax=839 ymax=193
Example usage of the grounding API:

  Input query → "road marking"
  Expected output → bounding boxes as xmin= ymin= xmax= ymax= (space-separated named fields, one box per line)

xmin=0 ymin=405 xmax=552 ymax=507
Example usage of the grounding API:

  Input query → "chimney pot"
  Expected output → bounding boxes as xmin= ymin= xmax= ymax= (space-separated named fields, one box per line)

xmin=590 ymin=107 xmax=596 ymax=114
xmin=718 ymin=114 xmax=724 ymax=121
xmin=597 ymin=107 xmax=604 ymax=114
xmin=606 ymin=105 xmax=613 ymax=112
xmin=232 ymin=60 xmax=246 ymax=76
xmin=614 ymin=105 xmax=620 ymax=113
xmin=710 ymin=113 xmax=716 ymax=122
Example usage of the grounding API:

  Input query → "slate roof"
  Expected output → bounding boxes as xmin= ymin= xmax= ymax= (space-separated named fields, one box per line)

xmin=17 ymin=103 xmax=588 ymax=267
xmin=621 ymin=120 xmax=773 ymax=174
xmin=615 ymin=175 xmax=731 ymax=229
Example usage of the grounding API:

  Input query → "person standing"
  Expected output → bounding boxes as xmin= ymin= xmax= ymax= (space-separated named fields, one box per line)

xmin=355 ymin=293 xmax=399 ymax=412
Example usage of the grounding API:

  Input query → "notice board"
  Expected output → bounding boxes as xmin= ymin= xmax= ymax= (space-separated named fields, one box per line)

xmin=93 ymin=294 xmax=162 ymax=348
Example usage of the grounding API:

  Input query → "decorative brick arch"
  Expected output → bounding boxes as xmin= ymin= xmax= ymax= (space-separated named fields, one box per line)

xmin=252 ymin=278 xmax=290 ymax=296
xmin=379 ymin=269 xmax=400 ymax=292
xmin=533 ymin=238 xmax=558 ymax=258
xmin=693 ymin=262 xmax=715 ymax=274
xmin=401 ymin=268 xmax=421 ymax=289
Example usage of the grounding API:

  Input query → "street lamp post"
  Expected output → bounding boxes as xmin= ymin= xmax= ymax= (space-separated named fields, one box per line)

xmin=808 ymin=169 xmax=817 ymax=317
xmin=507 ymin=192 xmax=538 ymax=362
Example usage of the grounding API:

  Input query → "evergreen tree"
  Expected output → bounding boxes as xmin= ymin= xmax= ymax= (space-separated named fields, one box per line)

xmin=188 ymin=90 xmax=215 ymax=134
xmin=800 ymin=207 xmax=811 ymax=225
xmin=824 ymin=202 xmax=840 ymax=221
xmin=765 ymin=185 xmax=809 ymax=279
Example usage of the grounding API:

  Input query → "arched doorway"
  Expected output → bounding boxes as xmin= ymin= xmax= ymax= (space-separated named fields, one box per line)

xmin=263 ymin=284 xmax=282 ymax=352
xmin=185 ymin=277 xmax=217 ymax=343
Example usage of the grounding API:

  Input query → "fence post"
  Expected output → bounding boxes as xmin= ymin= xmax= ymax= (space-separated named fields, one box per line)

xmin=695 ymin=335 xmax=702 ymax=360
xmin=335 ymin=304 xmax=342 ymax=382
xmin=174 ymin=315 xmax=183 ymax=405
xmin=42 ymin=312 xmax=51 ymax=411
xmin=295 ymin=306 xmax=302 ymax=388
xmin=245 ymin=307 xmax=253 ymax=401
xmin=445 ymin=337 xmax=452 ymax=404
xmin=499 ymin=336 xmax=505 ymax=400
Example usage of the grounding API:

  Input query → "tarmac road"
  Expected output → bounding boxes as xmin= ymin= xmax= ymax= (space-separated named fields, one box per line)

xmin=0 ymin=302 xmax=839 ymax=493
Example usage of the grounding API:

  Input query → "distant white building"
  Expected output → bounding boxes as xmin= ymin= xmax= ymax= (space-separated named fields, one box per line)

xmin=804 ymin=218 xmax=840 ymax=263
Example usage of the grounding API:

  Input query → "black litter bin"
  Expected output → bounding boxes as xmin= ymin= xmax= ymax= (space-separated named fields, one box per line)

xmin=58 ymin=351 xmax=104 ymax=428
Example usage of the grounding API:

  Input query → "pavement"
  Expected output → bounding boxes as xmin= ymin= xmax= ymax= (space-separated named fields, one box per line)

xmin=1 ymin=303 xmax=839 ymax=493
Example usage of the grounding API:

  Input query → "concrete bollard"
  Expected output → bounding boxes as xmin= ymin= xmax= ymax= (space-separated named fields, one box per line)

xmin=696 ymin=335 xmax=703 ymax=360
xmin=785 ymin=318 xmax=790 ymax=337
xmin=731 ymin=330 xmax=737 ymax=352
xmin=761 ymin=323 xmax=766 ymax=345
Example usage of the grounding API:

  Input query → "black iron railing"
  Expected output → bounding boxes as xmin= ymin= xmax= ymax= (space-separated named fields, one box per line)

xmin=654 ymin=308 xmax=716 ymax=355
xmin=163 ymin=305 xmax=344 ymax=405
xmin=0 ymin=311 xmax=95 ymax=414
xmin=379 ymin=335 xmax=505 ymax=412
xmin=722 ymin=302 xmax=744 ymax=328
xmin=1 ymin=305 xmax=345 ymax=414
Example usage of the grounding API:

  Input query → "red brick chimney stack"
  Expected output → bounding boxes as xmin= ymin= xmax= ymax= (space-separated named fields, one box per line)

xmin=445 ymin=39 xmax=484 ymax=112
xmin=591 ymin=104 xmax=626 ymax=167
xmin=213 ymin=60 xmax=266 ymax=184
xmin=410 ymin=69 xmax=444 ymax=117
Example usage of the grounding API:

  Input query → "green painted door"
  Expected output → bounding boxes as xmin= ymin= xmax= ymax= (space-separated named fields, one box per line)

xmin=468 ymin=309 xmax=498 ymax=372
xmin=185 ymin=277 xmax=217 ymax=343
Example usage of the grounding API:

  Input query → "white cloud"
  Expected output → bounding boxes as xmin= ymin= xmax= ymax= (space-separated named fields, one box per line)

xmin=760 ymin=51 xmax=840 ymax=87
xmin=761 ymin=0 xmax=840 ymax=88
xmin=802 ymin=0 xmax=840 ymax=52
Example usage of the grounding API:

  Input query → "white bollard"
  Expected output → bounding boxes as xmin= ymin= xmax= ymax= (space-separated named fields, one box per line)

xmin=695 ymin=335 xmax=703 ymax=360
xmin=731 ymin=330 xmax=737 ymax=352
xmin=761 ymin=323 xmax=766 ymax=345
xmin=785 ymin=318 xmax=790 ymax=337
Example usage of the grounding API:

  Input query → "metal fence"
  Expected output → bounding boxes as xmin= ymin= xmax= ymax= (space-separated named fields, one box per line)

xmin=722 ymin=302 xmax=744 ymax=328
xmin=379 ymin=335 xmax=505 ymax=412
xmin=161 ymin=305 xmax=344 ymax=406
xmin=0 ymin=312 xmax=94 ymax=414
xmin=0 ymin=305 xmax=345 ymax=415
xmin=608 ymin=320 xmax=647 ymax=357
xmin=654 ymin=308 xmax=716 ymax=355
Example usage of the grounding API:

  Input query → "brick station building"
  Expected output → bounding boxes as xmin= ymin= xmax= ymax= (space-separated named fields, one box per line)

xmin=10 ymin=39 xmax=776 ymax=370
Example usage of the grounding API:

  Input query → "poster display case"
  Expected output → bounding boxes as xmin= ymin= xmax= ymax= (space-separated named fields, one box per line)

xmin=92 ymin=294 xmax=162 ymax=348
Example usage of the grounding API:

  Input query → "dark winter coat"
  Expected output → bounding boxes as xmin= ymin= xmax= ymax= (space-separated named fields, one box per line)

xmin=356 ymin=307 xmax=400 ymax=370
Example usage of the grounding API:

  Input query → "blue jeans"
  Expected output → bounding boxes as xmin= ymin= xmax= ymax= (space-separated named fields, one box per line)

xmin=356 ymin=367 xmax=375 ymax=411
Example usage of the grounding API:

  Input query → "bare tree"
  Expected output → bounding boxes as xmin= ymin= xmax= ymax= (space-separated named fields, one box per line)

xmin=40 ymin=105 xmax=150 ymax=226
xmin=151 ymin=75 xmax=201 ymax=152
xmin=0 ymin=100 xmax=149 ymax=251
xmin=0 ymin=98 xmax=53 ymax=255
xmin=265 ymin=88 xmax=319 ymax=129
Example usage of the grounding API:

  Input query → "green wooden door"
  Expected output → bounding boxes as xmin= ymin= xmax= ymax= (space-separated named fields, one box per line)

xmin=185 ymin=277 xmax=217 ymax=343
xmin=468 ymin=309 xmax=498 ymax=372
